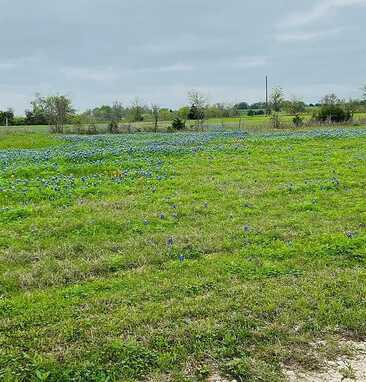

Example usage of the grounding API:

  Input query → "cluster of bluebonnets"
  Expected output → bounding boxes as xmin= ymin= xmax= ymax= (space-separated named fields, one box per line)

xmin=1 ymin=127 xmax=365 ymax=208
xmin=0 ymin=131 xmax=248 ymax=205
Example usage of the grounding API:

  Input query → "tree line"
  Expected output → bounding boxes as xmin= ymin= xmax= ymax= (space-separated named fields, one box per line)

xmin=1 ymin=85 xmax=366 ymax=131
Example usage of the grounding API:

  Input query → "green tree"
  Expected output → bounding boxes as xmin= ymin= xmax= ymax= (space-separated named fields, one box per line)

xmin=35 ymin=94 xmax=74 ymax=133
xmin=188 ymin=90 xmax=207 ymax=130
xmin=346 ymin=98 xmax=360 ymax=118
xmin=235 ymin=102 xmax=249 ymax=110
xmin=250 ymin=102 xmax=266 ymax=110
xmin=0 ymin=109 xmax=14 ymax=126
xmin=25 ymin=94 xmax=49 ymax=125
xmin=178 ymin=106 xmax=190 ymax=124
xmin=83 ymin=102 xmax=127 ymax=123
xmin=171 ymin=116 xmax=185 ymax=130
xmin=292 ymin=114 xmax=303 ymax=128
xmin=158 ymin=108 xmax=174 ymax=122
xmin=283 ymin=97 xmax=306 ymax=115
xmin=314 ymin=94 xmax=351 ymax=123
xmin=188 ymin=104 xmax=199 ymax=120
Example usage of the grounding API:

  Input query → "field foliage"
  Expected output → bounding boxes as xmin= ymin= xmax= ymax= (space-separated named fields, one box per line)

xmin=0 ymin=127 xmax=366 ymax=381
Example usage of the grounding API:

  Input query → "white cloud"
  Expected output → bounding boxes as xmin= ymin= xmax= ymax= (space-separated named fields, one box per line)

xmin=61 ymin=67 xmax=119 ymax=81
xmin=276 ymin=28 xmax=343 ymax=42
xmin=0 ymin=55 xmax=42 ymax=71
xmin=137 ymin=64 xmax=194 ymax=73
xmin=280 ymin=0 xmax=366 ymax=28
xmin=231 ymin=56 xmax=267 ymax=68
xmin=60 ymin=63 xmax=194 ymax=82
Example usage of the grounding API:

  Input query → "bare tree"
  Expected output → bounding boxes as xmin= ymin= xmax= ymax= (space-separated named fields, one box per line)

xmin=129 ymin=98 xmax=144 ymax=122
xmin=270 ymin=112 xmax=282 ymax=129
xmin=321 ymin=93 xmax=341 ymax=105
xmin=188 ymin=90 xmax=207 ymax=130
xmin=270 ymin=87 xmax=284 ymax=113
xmin=362 ymin=85 xmax=366 ymax=102
xmin=151 ymin=104 xmax=160 ymax=132
xmin=35 ymin=94 xmax=74 ymax=133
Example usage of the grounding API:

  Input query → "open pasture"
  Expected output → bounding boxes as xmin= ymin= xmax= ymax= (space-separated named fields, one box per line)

xmin=0 ymin=127 xmax=366 ymax=381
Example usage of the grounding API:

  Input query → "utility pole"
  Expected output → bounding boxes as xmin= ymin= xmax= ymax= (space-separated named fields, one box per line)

xmin=265 ymin=75 xmax=269 ymax=115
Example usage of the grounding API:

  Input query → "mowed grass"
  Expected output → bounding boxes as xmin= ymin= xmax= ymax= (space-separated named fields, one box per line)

xmin=0 ymin=128 xmax=60 ymax=150
xmin=0 ymin=128 xmax=366 ymax=381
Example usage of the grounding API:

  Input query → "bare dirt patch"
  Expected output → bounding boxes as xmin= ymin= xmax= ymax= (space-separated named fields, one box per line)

xmin=207 ymin=373 xmax=231 ymax=382
xmin=284 ymin=341 xmax=366 ymax=381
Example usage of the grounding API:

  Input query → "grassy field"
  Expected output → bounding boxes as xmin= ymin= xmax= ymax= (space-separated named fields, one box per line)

xmin=1 ymin=126 xmax=366 ymax=381
xmin=2 ymin=112 xmax=365 ymax=135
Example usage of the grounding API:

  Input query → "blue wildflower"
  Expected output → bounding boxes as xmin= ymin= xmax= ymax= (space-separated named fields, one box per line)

xmin=243 ymin=225 xmax=251 ymax=233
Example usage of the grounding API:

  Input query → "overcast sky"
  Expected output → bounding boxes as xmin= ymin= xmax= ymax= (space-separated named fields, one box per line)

xmin=0 ymin=0 xmax=365 ymax=113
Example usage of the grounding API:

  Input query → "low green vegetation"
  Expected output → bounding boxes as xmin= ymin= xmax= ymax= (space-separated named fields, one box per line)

xmin=0 ymin=127 xmax=366 ymax=381
xmin=0 ymin=131 xmax=61 ymax=150
xmin=2 ymin=86 xmax=366 ymax=134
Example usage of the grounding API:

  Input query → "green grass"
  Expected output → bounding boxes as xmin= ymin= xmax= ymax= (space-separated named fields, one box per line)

xmin=0 ymin=127 xmax=366 ymax=381
xmin=2 ymin=111 xmax=365 ymax=135
xmin=0 ymin=134 xmax=60 ymax=150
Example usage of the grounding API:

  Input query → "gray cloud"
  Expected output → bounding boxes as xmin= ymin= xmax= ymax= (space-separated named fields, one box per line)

xmin=0 ymin=0 xmax=365 ymax=113
xmin=279 ymin=0 xmax=366 ymax=28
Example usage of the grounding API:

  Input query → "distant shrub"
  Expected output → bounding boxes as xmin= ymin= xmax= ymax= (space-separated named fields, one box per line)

xmin=86 ymin=123 xmax=97 ymax=135
xmin=283 ymin=98 xmax=306 ymax=115
xmin=314 ymin=94 xmax=352 ymax=123
xmin=108 ymin=120 xmax=119 ymax=134
xmin=171 ymin=116 xmax=185 ymax=131
xmin=128 ymin=99 xmax=144 ymax=122
xmin=292 ymin=114 xmax=303 ymax=127
xmin=0 ymin=110 xmax=14 ymax=126
xmin=72 ymin=115 xmax=83 ymax=134
xmin=247 ymin=109 xmax=264 ymax=116
xmin=12 ymin=116 xmax=27 ymax=126
xmin=315 ymin=106 xmax=351 ymax=123
xmin=270 ymin=112 xmax=282 ymax=129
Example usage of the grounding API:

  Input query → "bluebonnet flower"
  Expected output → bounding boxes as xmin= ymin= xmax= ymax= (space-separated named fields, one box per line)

xmin=243 ymin=225 xmax=251 ymax=233
xmin=345 ymin=231 xmax=356 ymax=239
xmin=179 ymin=255 xmax=185 ymax=262
xmin=167 ymin=237 xmax=174 ymax=246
